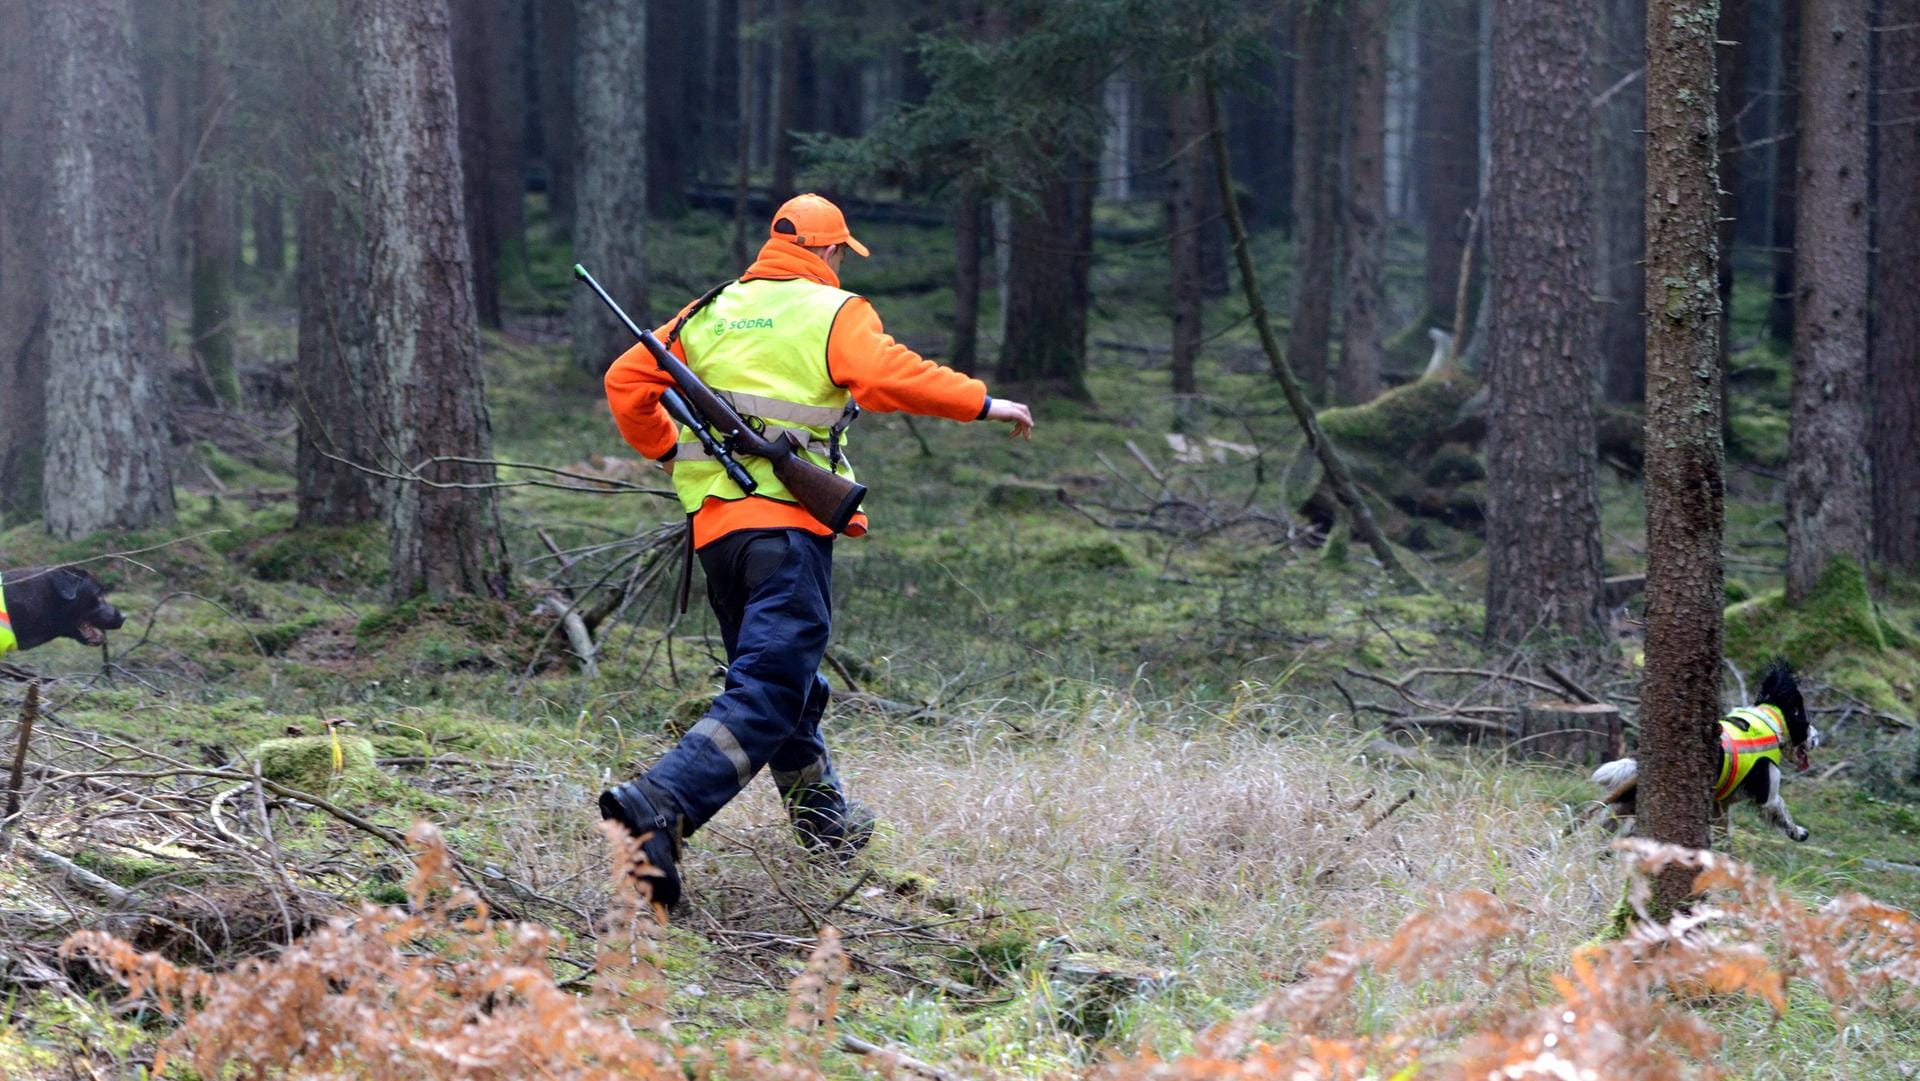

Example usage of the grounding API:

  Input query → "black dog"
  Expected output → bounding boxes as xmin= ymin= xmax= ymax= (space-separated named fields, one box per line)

xmin=2 ymin=566 xmax=126 ymax=653
xmin=1590 ymin=660 xmax=1819 ymax=841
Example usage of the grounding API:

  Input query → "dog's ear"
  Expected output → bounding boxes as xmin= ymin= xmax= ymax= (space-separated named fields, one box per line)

xmin=1759 ymin=658 xmax=1796 ymax=701
xmin=53 ymin=567 xmax=91 ymax=602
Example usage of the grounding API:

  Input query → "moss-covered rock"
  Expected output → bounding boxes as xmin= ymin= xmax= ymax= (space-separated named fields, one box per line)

xmin=1037 ymin=538 xmax=1138 ymax=573
xmin=984 ymin=479 xmax=1067 ymax=512
xmin=253 ymin=733 xmax=379 ymax=794
xmin=244 ymin=523 xmax=388 ymax=590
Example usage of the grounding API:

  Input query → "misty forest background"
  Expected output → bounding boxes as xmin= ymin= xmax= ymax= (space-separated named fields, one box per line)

xmin=1 ymin=0 xmax=1920 ymax=1076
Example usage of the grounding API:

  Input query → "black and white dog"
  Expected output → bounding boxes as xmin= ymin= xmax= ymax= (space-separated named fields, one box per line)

xmin=1591 ymin=660 xmax=1819 ymax=842
xmin=1 ymin=566 xmax=126 ymax=654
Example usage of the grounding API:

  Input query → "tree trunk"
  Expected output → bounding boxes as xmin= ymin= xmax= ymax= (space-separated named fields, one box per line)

xmin=646 ymin=0 xmax=688 ymax=217
xmin=1287 ymin=2 xmax=1340 ymax=398
xmin=1484 ymin=0 xmax=1605 ymax=644
xmin=535 ymin=0 xmax=577 ymax=236
xmin=1417 ymin=0 xmax=1480 ymax=327
xmin=1228 ymin=29 xmax=1292 ymax=231
xmin=1766 ymin=0 xmax=1799 ymax=343
xmin=294 ymin=182 xmax=382 ymax=527
xmin=1338 ymin=0 xmax=1387 ymax=404
xmin=345 ymin=0 xmax=509 ymax=601
xmin=998 ymin=156 xmax=1094 ymax=401
xmin=190 ymin=0 xmax=240 ymax=408
xmin=253 ymin=187 xmax=286 ymax=279
xmin=40 ymin=0 xmax=177 ymax=540
xmin=770 ymin=0 xmax=800 ymax=203
xmin=135 ymin=0 xmax=191 ymax=290
xmin=454 ymin=0 xmax=528 ymax=329
xmin=0 ymin=0 xmax=49 ymax=525
xmin=1714 ymin=0 xmax=1749 ymax=370
xmin=1641 ymin=0 xmax=1725 ymax=918
xmin=1785 ymin=0 xmax=1871 ymax=603
xmin=1168 ymin=83 xmax=1206 ymax=397
xmin=570 ymin=0 xmax=649 ymax=373
xmin=1596 ymin=0 xmax=1646 ymax=403
xmin=951 ymin=181 xmax=984 ymax=375
xmin=1873 ymin=7 xmax=1920 ymax=569
xmin=732 ymin=0 xmax=754 ymax=269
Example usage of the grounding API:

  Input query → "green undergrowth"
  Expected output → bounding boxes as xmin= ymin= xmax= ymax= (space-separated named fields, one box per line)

xmin=1725 ymin=556 xmax=1920 ymax=715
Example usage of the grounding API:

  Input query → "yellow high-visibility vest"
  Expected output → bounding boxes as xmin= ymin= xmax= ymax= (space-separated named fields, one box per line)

xmin=1714 ymin=704 xmax=1786 ymax=801
xmin=0 ymin=573 xmax=15 ymax=655
xmin=669 ymin=278 xmax=861 ymax=516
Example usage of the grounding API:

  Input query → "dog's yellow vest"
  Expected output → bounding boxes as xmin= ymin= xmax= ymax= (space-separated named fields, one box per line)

xmin=0 ymin=573 xmax=14 ymax=655
xmin=1714 ymin=704 xmax=1786 ymax=801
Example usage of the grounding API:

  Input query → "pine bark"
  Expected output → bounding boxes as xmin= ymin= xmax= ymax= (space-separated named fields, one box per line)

xmin=345 ymin=0 xmax=509 ymax=600
xmin=0 ymin=2 xmax=48 ymax=525
xmin=570 ymin=0 xmax=649 ymax=373
xmin=1714 ymin=0 xmax=1749 ymax=373
xmin=770 ymin=0 xmax=800 ymax=203
xmin=646 ymin=0 xmax=689 ymax=217
xmin=190 ymin=0 xmax=241 ymax=408
xmin=1484 ymin=0 xmax=1605 ymax=643
xmin=1338 ymin=0 xmax=1387 ymax=404
xmin=535 ymin=0 xmax=577 ymax=235
xmin=1168 ymin=83 xmax=1207 ymax=397
xmin=294 ymin=183 xmax=382 ymax=527
xmin=1417 ymin=0 xmax=1480 ymax=327
xmin=1784 ymin=0 xmax=1871 ymax=603
xmin=999 ymin=157 xmax=1095 ymax=401
xmin=951 ymin=182 xmax=984 ymax=375
xmin=1767 ymin=0 xmax=1800 ymax=343
xmin=1641 ymin=0 xmax=1725 ymax=916
xmin=1596 ymin=0 xmax=1647 ymax=403
xmin=40 ymin=0 xmax=177 ymax=540
xmin=453 ymin=0 xmax=528 ymax=328
xmin=1286 ymin=2 xmax=1340 ymax=397
xmin=1870 ymin=6 xmax=1920 ymax=569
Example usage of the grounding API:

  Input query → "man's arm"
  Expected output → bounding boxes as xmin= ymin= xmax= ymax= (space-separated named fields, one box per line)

xmin=827 ymin=299 xmax=1032 ymax=437
xmin=603 ymin=304 xmax=700 ymax=461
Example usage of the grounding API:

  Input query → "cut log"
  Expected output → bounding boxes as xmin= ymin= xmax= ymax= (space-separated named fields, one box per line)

xmin=1603 ymin=573 xmax=1647 ymax=607
xmin=1514 ymin=701 xmax=1624 ymax=766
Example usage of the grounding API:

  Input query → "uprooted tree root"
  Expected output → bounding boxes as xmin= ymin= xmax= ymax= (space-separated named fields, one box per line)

xmin=59 ymin=830 xmax=1920 ymax=1080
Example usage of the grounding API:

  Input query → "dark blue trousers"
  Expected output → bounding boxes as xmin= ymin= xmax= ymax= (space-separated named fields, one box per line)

xmin=642 ymin=528 xmax=849 ymax=835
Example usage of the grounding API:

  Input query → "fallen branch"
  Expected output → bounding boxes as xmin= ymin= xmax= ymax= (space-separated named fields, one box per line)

xmin=20 ymin=841 xmax=133 ymax=906
xmin=1382 ymin=715 xmax=1518 ymax=738
xmin=838 ymin=1034 xmax=966 ymax=1081
xmin=1543 ymin=663 xmax=1604 ymax=706
xmin=2 ymin=682 xmax=40 ymax=850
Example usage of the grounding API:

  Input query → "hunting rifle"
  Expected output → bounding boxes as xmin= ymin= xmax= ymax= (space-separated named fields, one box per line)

xmin=573 ymin=263 xmax=868 ymax=533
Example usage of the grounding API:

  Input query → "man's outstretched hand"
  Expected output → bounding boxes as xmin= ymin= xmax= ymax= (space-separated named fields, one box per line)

xmin=987 ymin=398 xmax=1034 ymax=440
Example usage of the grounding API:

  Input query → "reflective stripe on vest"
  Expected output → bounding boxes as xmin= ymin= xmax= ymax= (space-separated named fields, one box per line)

xmin=0 ymin=572 xmax=14 ymax=656
xmin=1714 ymin=704 xmax=1786 ymax=801
xmin=670 ymin=278 xmax=861 ymax=515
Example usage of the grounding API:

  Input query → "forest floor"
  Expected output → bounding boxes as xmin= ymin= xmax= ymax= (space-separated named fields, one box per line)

xmin=2 ymin=205 xmax=1919 ymax=1078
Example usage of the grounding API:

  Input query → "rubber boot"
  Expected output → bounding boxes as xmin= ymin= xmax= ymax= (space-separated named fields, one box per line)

xmin=599 ymin=777 xmax=685 ymax=911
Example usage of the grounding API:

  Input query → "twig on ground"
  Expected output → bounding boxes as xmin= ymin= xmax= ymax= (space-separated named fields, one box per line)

xmin=838 ymin=1034 xmax=965 ymax=1081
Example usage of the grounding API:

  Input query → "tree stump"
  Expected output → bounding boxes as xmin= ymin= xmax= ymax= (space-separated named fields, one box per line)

xmin=1514 ymin=701 xmax=1623 ymax=766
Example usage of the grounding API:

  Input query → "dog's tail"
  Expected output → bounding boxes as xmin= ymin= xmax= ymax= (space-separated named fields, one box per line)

xmin=1590 ymin=758 xmax=1639 ymax=789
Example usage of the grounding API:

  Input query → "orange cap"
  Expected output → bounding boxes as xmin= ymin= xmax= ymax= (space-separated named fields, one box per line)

xmin=769 ymin=193 xmax=870 ymax=257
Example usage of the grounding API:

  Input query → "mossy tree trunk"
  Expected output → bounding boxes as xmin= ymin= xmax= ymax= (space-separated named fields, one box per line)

xmin=1286 ymin=1 xmax=1340 ymax=399
xmin=1483 ymin=0 xmax=1605 ymax=643
xmin=1871 ymin=3 xmax=1920 ymax=570
xmin=1642 ymin=0 xmax=1725 ymax=918
xmin=40 ymin=0 xmax=178 ymax=541
xmin=1337 ymin=0 xmax=1387 ymax=405
xmin=1785 ymin=0 xmax=1871 ymax=604
xmin=1416 ymin=0 xmax=1480 ymax=330
xmin=0 ymin=0 xmax=49 ymax=525
xmin=345 ymin=0 xmax=510 ymax=601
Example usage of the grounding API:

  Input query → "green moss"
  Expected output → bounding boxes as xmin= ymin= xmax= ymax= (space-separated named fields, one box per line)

xmin=253 ymin=734 xmax=379 ymax=794
xmin=1725 ymin=578 xmax=1754 ymax=604
xmin=1317 ymin=372 xmax=1479 ymax=460
xmin=1037 ymin=538 xmax=1138 ymax=573
xmin=1724 ymin=556 xmax=1920 ymax=715
xmin=245 ymin=523 xmax=388 ymax=589
xmin=71 ymin=849 xmax=178 ymax=886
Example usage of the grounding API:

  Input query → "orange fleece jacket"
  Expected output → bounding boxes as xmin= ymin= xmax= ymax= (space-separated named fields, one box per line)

xmin=604 ymin=238 xmax=990 ymax=547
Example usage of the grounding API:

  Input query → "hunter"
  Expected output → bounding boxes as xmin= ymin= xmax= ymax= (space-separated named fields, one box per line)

xmin=600 ymin=193 xmax=1034 ymax=910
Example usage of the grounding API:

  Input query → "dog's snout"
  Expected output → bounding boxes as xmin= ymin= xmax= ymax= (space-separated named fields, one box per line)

xmin=93 ymin=603 xmax=126 ymax=630
xmin=1806 ymin=725 xmax=1823 ymax=749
